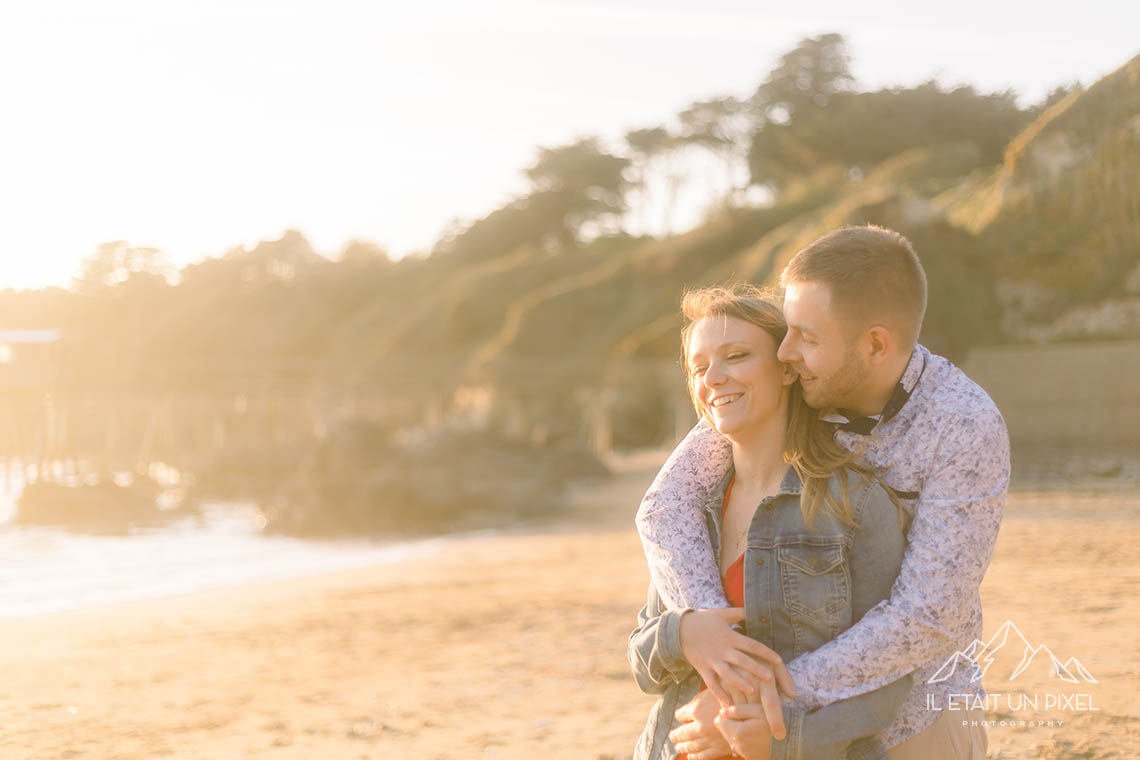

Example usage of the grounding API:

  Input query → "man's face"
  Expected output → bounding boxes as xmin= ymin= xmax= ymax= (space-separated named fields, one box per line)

xmin=777 ymin=280 xmax=871 ymax=410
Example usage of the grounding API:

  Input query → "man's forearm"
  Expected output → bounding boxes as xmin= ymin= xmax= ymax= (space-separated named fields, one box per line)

xmin=786 ymin=488 xmax=1006 ymax=707
xmin=771 ymin=675 xmax=910 ymax=760
xmin=784 ymin=602 xmax=939 ymax=709
xmin=785 ymin=410 xmax=1009 ymax=709
xmin=635 ymin=419 xmax=734 ymax=611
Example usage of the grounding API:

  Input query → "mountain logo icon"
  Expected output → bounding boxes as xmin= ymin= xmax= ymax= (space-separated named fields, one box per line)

xmin=927 ymin=620 xmax=1098 ymax=685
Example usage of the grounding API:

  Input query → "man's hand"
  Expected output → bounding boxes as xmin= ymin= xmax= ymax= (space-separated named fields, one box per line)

xmin=678 ymin=608 xmax=796 ymax=707
xmin=715 ymin=696 xmax=780 ymax=760
xmin=706 ymin=673 xmax=786 ymax=758
xmin=668 ymin=689 xmax=733 ymax=760
xmin=719 ymin=676 xmax=786 ymax=741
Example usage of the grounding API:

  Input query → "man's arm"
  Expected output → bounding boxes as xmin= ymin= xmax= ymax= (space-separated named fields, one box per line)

xmin=785 ymin=407 xmax=1010 ymax=709
xmin=721 ymin=675 xmax=910 ymax=760
xmin=635 ymin=418 xmax=734 ymax=611
xmin=789 ymin=677 xmax=910 ymax=760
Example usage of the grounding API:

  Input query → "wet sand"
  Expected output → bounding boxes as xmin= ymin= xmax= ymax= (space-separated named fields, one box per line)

xmin=1 ymin=454 xmax=1138 ymax=759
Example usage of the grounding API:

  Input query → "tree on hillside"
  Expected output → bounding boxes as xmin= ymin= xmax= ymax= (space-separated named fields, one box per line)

xmin=624 ymin=99 xmax=757 ymax=237
xmin=1031 ymin=82 xmax=1083 ymax=115
xmin=748 ymin=82 xmax=1030 ymax=186
xmin=338 ymin=240 xmax=392 ymax=269
xmin=754 ymin=33 xmax=854 ymax=122
xmin=435 ymin=138 xmax=630 ymax=260
xmin=625 ymin=126 xmax=682 ymax=234
xmin=72 ymin=241 xmax=174 ymax=293
xmin=745 ymin=33 xmax=855 ymax=189
xmin=432 ymin=192 xmax=567 ymax=261
xmin=524 ymin=138 xmax=631 ymax=246
xmin=743 ymin=33 xmax=1031 ymax=189
xmin=238 ymin=229 xmax=325 ymax=282
xmin=676 ymin=96 xmax=755 ymax=211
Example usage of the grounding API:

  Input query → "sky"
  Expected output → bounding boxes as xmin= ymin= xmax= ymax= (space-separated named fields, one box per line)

xmin=1 ymin=0 xmax=1137 ymax=291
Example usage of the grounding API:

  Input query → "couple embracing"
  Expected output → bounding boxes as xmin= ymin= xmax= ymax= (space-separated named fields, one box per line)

xmin=628 ymin=225 xmax=1009 ymax=759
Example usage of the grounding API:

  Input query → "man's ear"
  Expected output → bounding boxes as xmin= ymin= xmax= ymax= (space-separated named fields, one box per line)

xmin=866 ymin=325 xmax=892 ymax=366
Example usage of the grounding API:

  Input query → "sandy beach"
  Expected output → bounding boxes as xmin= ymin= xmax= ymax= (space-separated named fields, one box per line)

xmin=2 ymin=454 xmax=1139 ymax=760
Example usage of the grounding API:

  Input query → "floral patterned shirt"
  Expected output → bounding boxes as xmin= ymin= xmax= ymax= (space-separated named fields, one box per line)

xmin=635 ymin=344 xmax=1010 ymax=746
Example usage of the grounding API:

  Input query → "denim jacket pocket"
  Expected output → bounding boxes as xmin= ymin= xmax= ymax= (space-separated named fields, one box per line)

xmin=776 ymin=540 xmax=849 ymax=631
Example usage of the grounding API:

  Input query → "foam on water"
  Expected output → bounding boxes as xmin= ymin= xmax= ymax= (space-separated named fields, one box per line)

xmin=0 ymin=494 xmax=448 ymax=619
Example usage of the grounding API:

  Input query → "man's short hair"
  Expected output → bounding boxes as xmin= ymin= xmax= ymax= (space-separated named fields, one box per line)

xmin=780 ymin=225 xmax=928 ymax=349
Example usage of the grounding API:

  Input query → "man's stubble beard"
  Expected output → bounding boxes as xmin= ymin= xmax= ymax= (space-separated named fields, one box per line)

xmin=801 ymin=347 xmax=871 ymax=411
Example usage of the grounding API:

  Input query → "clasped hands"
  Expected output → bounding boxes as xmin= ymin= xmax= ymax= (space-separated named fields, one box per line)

xmin=668 ymin=607 xmax=796 ymax=760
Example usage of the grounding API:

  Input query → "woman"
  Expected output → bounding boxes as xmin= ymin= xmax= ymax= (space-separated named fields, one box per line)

xmin=629 ymin=285 xmax=911 ymax=760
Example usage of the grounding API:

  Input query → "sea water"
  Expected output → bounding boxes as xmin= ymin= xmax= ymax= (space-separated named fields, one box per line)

xmin=0 ymin=466 xmax=448 ymax=619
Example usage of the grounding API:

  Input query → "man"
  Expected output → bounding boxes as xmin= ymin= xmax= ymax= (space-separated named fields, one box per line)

xmin=637 ymin=225 xmax=1007 ymax=759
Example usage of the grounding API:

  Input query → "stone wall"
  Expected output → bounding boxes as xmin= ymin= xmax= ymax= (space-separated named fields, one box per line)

xmin=963 ymin=340 xmax=1140 ymax=450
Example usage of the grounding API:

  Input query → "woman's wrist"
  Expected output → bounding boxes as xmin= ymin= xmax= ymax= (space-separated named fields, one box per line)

xmin=663 ymin=607 xmax=696 ymax=674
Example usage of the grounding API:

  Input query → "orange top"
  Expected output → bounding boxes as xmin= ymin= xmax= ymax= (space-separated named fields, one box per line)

xmin=720 ymin=473 xmax=747 ymax=608
xmin=679 ymin=474 xmax=743 ymax=760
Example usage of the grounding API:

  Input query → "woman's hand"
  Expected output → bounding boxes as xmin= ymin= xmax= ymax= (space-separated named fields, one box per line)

xmin=678 ymin=608 xmax=796 ymax=710
xmin=668 ymin=689 xmax=733 ymax=760
xmin=715 ymin=701 xmax=776 ymax=760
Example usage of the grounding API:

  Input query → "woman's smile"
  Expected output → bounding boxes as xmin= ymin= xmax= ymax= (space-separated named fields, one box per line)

xmin=711 ymin=392 xmax=743 ymax=408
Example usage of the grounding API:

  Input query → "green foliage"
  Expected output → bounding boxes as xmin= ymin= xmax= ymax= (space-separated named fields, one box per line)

xmin=754 ymin=32 xmax=854 ymax=119
xmin=968 ymin=53 xmax=1140 ymax=320
xmin=1003 ymin=53 xmax=1139 ymax=183
xmin=749 ymin=84 xmax=1030 ymax=188
xmin=436 ymin=138 xmax=630 ymax=260
xmin=985 ymin=128 xmax=1140 ymax=310
xmin=626 ymin=127 xmax=672 ymax=155
xmin=676 ymin=97 xmax=753 ymax=152
xmin=73 ymin=241 xmax=175 ymax=293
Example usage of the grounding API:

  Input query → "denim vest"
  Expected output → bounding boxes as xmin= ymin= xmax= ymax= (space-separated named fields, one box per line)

xmin=629 ymin=466 xmax=912 ymax=760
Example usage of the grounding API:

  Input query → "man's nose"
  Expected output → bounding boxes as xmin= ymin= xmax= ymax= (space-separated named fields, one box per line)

xmin=777 ymin=334 xmax=798 ymax=363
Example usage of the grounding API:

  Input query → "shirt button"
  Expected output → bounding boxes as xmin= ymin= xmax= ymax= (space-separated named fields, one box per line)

xmin=760 ymin=616 xmax=768 ymax=623
xmin=765 ymin=504 xmax=774 ymax=510
xmin=755 ymin=558 xmax=764 ymax=566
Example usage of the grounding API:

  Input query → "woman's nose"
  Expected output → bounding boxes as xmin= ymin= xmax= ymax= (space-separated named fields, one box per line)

xmin=704 ymin=361 xmax=727 ymax=385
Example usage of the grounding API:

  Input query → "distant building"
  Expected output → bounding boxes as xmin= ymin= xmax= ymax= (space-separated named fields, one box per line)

xmin=0 ymin=329 xmax=61 ymax=389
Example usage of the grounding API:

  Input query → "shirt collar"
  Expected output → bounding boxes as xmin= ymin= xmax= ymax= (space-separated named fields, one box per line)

xmin=897 ymin=344 xmax=928 ymax=395
xmin=777 ymin=465 xmax=804 ymax=495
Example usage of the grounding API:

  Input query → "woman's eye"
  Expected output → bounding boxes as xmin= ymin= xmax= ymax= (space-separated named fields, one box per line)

xmin=690 ymin=366 xmax=707 ymax=377
xmin=728 ymin=352 xmax=748 ymax=360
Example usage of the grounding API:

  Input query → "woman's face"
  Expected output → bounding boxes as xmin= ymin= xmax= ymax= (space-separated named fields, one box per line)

xmin=687 ymin=314 xmax=794 ymax=439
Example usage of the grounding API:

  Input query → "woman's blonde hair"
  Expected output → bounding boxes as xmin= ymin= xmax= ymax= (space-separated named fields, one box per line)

xmin=680 ymin=283 xmax=865 ymax=528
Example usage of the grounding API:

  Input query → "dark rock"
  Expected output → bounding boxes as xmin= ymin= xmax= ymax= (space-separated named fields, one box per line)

xmin=16 ymin=480 xmax=165 ymax=535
